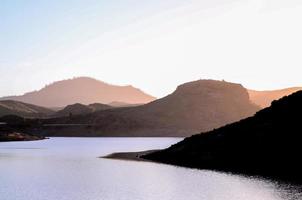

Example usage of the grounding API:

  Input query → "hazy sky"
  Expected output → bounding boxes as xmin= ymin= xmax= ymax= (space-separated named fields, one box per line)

xmin=1 ymin=0 xmax=302 ymax=98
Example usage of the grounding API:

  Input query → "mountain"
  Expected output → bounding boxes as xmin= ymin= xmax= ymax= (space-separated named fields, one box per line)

xmin=17 ymin=79 xmax=260 ymax=137
xmin=248 ymin=87 xmax=302 ymax=108
xmin=54 ymin=103 xmax=112 ymax=117
xmin=0 ymin=77 xmax=156 ymax=107
xmin=88 ymin=103 xmax=113 ymax=111
xmin=108 ymin=101 xmax=142 ymax=107
xmin=0 ymin=100 xmax=54 ymax=118
xmin=143 ymin=91 xmax=302 ymax=181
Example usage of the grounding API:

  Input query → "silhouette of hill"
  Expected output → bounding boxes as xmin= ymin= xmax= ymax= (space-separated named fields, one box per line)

xmin=143 ymin=91 xmax=302 ymax=181
xmin=0 ymin=77 xmax=156 ymax=107
xmin=54 ymin=103 xmax=112 ymax=117
xmin=248 ymin=87 xmax=302 ymax=108
xmin=108 ymin=101 xmax=142 ymax=107
xmin=0 ymin=100 xmax=54 ymax=118
xmin=88 ymin=103 xmax=113 ymax=111
xmin=17 ymin=80 xmax=259 ymax=137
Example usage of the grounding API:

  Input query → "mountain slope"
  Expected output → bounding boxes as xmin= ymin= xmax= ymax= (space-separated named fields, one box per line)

xmin=248 ymin=87 xmax=302 ymax=108
xmin=144 ymin=91 xmax=302 ymax=181
xmin=37 ymin=80 xmax=260 ymax=137
xmin=0 ymin=77 xmax=156 ymax=107
xmin=0 ymin=100 xmax=54 ymax=118
xmin=88 ymin=103 xmax=113 ymax=111
xmin=108 ymin=101 xmax=142 ymax=107
xmin=54 ymin=103 xmax=112 ymax=117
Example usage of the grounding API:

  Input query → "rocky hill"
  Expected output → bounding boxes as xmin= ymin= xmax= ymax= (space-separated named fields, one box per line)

xmin=144 ymin=90 xmax=302 ymax=181
xmin=25 ymin=80 xmax=260 ymax=137
xmin=54 ymin=103 xmax=112 ymax=117
xmin=0 ymin=77 xmax=156 ymax=107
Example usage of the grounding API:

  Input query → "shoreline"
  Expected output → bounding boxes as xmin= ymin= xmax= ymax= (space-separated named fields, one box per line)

xmin=102 ymin=150 xmax=159 ymax=162
xmin=103 ymin=150 xmax=302 ymax=185
xmin=0 ymin=132 xmax=46 ymax=142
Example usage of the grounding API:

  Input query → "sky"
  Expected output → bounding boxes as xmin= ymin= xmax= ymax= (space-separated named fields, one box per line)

xmin=1 ymin=0 xmax=302 ymax=98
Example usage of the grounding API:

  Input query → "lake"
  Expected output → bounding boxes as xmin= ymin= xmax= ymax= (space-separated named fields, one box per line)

xmin=0 ymin=137 xmax=301 ymax=200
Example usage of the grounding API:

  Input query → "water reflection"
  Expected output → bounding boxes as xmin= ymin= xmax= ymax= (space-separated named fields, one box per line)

xmin=0 ymin=138 xmax=301 ymax=200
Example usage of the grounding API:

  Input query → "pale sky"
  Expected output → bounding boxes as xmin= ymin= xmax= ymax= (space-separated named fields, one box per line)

xmin=1 ymin=0 xmax=302 ymax=98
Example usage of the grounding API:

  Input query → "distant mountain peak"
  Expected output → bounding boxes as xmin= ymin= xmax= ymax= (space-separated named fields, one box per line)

xmin=37 ymin=79 xmax=260 ymax=137
xmin=0 ymin=77 xmax=156 ymax=108
xmin=248 ymin=87 xmax=302 ymax=108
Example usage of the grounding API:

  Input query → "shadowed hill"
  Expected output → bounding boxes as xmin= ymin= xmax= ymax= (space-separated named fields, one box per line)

xmin=108 ymin=101 xmax=143 ymax=107
xmin=143 ymin=90 xmax=302 ymax=181
xmin=248 ymin=87 xmax=302 ymax=108
xmin=54 ymin=103 xmax=112 ymax=117
xmin=0 ymin=77 xmax=156 ymax=107
xmin=29 ymin=80 xmax=260 ymax=137
xmin=0 ymin=100 xmax=54 ymax=118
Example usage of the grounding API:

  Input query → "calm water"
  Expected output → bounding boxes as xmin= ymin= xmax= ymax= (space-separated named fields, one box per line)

xmin=0 ymin=137 xmax=301 ymax=200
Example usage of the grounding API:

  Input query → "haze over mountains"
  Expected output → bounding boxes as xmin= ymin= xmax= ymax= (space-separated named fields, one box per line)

xmin=8 ymin=80 xmax=260 ymax=137
xmin=1 ymin=77 xmax=301 ymax=137
xmin=0 ymin=77 xmax=156 ymax=108
xmin=0 ymin=100 xmax=120 ymax=118
xmin=1 ymin=76 xmax=299 ymax=110
xmin=0 ymin=100 xmax=54 ymax=118
xmin=248 ymin=87 xmax=302 ymax=108
xmin=144 ymin=90 xmax=302 ymax=181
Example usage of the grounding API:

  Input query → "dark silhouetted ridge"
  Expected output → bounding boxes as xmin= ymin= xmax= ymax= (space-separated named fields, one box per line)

xmin=54 ymin=103 xmax=112 ymax=117
xmin=143 ymin=90 xmax=302 ymax=182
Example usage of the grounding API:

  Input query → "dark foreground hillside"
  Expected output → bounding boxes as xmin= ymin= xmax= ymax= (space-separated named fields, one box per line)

xmin=143 ymin=91 xmax=302 ymax=182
